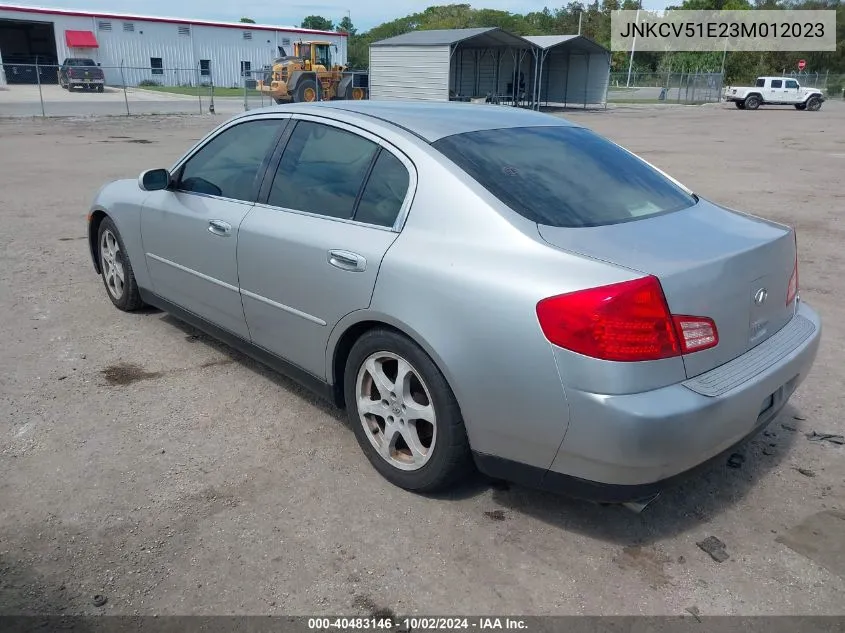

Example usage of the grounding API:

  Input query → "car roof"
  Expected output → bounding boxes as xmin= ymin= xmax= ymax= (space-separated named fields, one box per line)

xmin=239 ymin=101 xmax=578 ymax=142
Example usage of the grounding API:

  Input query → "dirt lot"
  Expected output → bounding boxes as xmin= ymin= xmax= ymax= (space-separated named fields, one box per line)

xmin=1 ymin=103 xmax=844 ymax=617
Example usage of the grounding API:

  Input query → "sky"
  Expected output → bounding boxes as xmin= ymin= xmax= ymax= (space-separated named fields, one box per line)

xmin=6 ymin=0 xmax=673 ymax=30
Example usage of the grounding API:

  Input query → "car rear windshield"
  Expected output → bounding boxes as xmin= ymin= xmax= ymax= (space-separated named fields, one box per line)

xmin=432 ymin=126 xmax=697 ymax=228
xmin=67 ymin=59 xmax=96 ymax=66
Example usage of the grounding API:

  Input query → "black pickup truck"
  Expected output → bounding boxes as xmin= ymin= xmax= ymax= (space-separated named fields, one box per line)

xmin=59 ymin=58 xmax=105 ymax=92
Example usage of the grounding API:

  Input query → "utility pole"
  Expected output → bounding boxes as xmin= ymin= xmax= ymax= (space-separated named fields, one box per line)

xmin=578 ymin=12 xmax=582 ymax=35
xmin=626 ymin=4 xmax=641 ymax=88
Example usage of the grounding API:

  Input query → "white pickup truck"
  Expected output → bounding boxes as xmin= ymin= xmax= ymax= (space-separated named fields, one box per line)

xmin=724 ymin=76 xmax=825 ymax=111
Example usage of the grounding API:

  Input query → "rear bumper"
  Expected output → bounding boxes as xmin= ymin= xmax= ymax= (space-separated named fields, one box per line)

xmin=477 ymin=301 xmax=821 ymax=502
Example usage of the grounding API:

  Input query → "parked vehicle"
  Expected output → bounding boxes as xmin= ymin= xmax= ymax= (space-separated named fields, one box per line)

xmin=86 ymin=102 xmax=821 ymax=504
xmin=724 ymin=77 xmax=824 ymax=110
xmin=59 ymin=58 xmax=105 ymax=92
xmin=256 ymin=40 xmax=367 ymax=103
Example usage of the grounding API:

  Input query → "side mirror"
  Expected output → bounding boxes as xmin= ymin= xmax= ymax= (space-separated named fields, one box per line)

xmin=138 ymin=168 xmax=170 ymax=191
xmin=97 ymin=63 xmax=101 ymax=66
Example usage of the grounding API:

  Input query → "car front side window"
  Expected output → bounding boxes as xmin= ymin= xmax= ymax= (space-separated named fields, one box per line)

xmin=267 ymin=121 xmax=379 ymax=219
xmin=177 ymin=119 xmax=285 ymax=202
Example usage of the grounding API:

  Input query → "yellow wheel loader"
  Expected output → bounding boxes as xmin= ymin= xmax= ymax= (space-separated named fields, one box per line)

xmin=256 ymin=40 xmax=368 ymax=104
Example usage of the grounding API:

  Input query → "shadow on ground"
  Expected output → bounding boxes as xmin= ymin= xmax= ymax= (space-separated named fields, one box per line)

xmin=152 ymin=310 xmax=806 ymax=545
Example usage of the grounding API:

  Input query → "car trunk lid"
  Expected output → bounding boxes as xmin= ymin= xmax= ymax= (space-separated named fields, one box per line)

xmin=537 ymin=199 xmax=797 ymax=378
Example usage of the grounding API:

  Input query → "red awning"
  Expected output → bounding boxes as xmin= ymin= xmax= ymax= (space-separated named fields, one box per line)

xmin=65 ymin=30 xmax=99 ymax=48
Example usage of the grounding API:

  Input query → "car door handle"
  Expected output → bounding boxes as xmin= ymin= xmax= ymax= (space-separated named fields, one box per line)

xmin=328 ymin=250 xmax=366 ymax=272
xmin=208 ymin=219 xmax=232 ymax=236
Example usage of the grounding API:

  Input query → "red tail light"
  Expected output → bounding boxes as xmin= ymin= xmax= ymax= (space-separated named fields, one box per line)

xmin=536 ymin=276 xmax=718 ymax=362
xmin=786 ymin=231 xmax=799 ymax=306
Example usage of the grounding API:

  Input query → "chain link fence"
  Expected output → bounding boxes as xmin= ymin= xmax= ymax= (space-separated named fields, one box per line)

xmin=0 ymin=63 xmax=369 ymax=117
xmin=607 ymin=71 xmax=725 ymax=105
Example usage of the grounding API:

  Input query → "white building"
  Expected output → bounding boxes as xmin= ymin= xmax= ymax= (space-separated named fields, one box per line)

xmin=0 ymin=3 xmax=347 ymax=88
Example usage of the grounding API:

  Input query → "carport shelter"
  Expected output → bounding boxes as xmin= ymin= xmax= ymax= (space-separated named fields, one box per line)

xmin=524 ymin=35 xmax=610 ymax=108
xmin=369 ymin=28 xmax=538 ymax=105
xmin=369 ymin=28 xmax=610 ymax=108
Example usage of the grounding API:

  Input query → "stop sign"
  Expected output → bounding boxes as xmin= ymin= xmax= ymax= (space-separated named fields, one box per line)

xmin=798 ymin=59 xmax=807 ymax=71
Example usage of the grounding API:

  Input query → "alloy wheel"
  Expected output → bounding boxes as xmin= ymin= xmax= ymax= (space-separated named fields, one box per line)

xmin=355 ymin=351 xmax=437 ymax=471
xmin=100 ymin=229 xmax=125 ymax=300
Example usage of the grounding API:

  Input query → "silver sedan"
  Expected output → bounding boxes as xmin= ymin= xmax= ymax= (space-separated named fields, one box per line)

xmin=87 ymin=101 xmax=821 ymax=503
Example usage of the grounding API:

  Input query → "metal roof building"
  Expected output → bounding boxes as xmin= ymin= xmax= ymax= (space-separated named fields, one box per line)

xmin=525 ymin=35 xmax=610 ymax=108
xmin=369 ymin=27 xmax=609 ymax=109
xmin=0 ymin=4 xmax=346 ymax=88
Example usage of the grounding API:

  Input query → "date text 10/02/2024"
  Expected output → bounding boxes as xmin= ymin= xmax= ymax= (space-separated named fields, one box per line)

xmin=307 ymin=617 xmax=529 ymax=631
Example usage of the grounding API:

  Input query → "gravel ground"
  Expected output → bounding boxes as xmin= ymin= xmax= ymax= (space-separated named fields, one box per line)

xmin=1 ymin=103 xmax=844 ymax=617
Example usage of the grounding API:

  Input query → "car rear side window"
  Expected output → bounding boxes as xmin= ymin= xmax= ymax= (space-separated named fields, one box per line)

xmin=771 ymin=79 xmax=783 ymax=88
xmin=354 ymin=150 xmax=409 ymax=227
xmin=268 ymin=121 xmax=378 ymax=219
xmin=177 ymin=119 xmax=284 ymax=202
xmin=432 ymin=126 xmax=696 ymax=228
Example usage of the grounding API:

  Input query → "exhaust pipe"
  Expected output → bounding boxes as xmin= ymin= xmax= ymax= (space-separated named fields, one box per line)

xmin=621 ymin=492 xmax=661 ymax=513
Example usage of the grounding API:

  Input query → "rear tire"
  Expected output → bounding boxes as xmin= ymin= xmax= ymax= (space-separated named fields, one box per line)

xmin=734 ymin=101 xmax=745 ymax=109
xmin=744 ymin=95 xmax=761 ymax=110
xmin=97 ymin=217 xmax=144 ymax=312
xmin=806 ymin=96 xmax=822 ymax=111
xmin=97 ymin=85 xmax=104 ymax=93
xmin=344 ymin=329 xmax=473 ymax=493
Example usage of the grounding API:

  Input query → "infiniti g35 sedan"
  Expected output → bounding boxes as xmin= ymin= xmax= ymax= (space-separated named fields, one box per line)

xmin=87 ymin=101 xmax=821 ymax=503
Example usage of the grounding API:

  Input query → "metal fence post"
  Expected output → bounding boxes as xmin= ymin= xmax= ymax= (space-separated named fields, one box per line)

xmin=120 ymin=61 xmax=130 ymax=115
xmin=243 ymin=72 xmax=249 ymax=111
xmin=35 ymin=60 xmax=45 ymax=117
xmin=195 ymin=65 xmax=203 ymax=114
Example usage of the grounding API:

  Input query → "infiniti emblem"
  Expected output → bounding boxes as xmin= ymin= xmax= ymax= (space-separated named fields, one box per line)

xmin=754 ymin=288 xmax=768 ymax=306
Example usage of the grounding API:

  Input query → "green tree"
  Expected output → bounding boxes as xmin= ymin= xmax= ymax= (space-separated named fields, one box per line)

xmin=239 ymin=17 xmax=256 ymax=23
xmin=301 ymin=15 xmax=334 ymax=31
xmin=336 ymin=16 xmax=357 ymax=36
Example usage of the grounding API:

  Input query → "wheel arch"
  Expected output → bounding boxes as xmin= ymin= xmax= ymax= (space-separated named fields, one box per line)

xmin=88 ymin=207 xmax=110 ymax=274
xmin=326 ymin=311 xmax=460 ymax=414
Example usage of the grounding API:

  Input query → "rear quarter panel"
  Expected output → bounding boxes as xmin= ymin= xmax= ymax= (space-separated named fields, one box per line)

xmin=358 ymin=141 xmax=642 ymax=470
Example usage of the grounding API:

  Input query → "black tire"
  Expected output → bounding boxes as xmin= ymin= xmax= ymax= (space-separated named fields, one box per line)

xmin=735 ymin=101 xmax=745 ymax=109
xmin=60 ymin=80 xmax=68 ymax=90
xmin=97 ymin=217 xmax=144 ymax=312
xmin=344 ymin=329 xmax=473 ymax=492
xmin=97 ymin=85 xmax=104 ymax=93
xmin=806 ymin=96 xmax=822 ymax=111
xmin=294 ymin=78 xmax=318 ymax=103
xmin=744 ymin=95 xmax=761 ymax=110
xmin=795 ymin=103 xmax=807 ymax=110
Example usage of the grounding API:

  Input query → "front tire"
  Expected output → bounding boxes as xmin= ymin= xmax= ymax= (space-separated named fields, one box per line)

xmin=344 ymin=329 xmax=472 ymax=492
xmin=294 ymin=79 xmax=318 ymax=103
xmin=806 ymin=96 xmax=822 ymax=111
xmin=744 ymin=95 xmax=761 ymax=110
xmin=98 ymin=217 xmax=144 ymax=312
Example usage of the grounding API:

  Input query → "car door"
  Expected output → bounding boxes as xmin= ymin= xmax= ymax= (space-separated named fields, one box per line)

xmin=767 ymin=78 xmax=784 ymax=103
xmin=140 ymin=116 xmax=289 ymax=339
xmin=784 ymin=79 xmax=800 ymax=103
xmin=237 ymin=117 xmax=415 ymax=379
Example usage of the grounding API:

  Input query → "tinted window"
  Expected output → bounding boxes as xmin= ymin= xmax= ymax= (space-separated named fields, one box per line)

xmin=268 ymin=121 xmax=378 ymax=219
xmin=178 ymin=120 xmax=283 ymax=202
xmin=771 ymin=79 xmax=783 ymax=88
xmin=433 ymin=126 xmax=696 ymax=228
xmin=755 ymin=78 xmax=765 ymax=87
xmin=67 ymin=58 xmax=96 ymax=66
xmin=785 ymin=80 xmax=799 ymax=89
xmin=355 ymin=151 xmax=410 ymax=227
